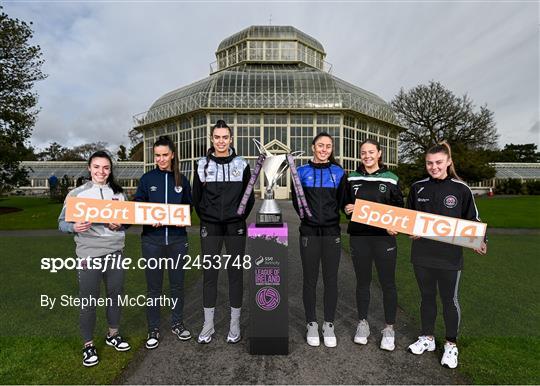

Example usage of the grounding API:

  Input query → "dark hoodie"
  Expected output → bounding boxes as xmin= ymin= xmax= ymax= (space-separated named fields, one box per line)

xmin=192 ymin=149 xmax=254 ymax=223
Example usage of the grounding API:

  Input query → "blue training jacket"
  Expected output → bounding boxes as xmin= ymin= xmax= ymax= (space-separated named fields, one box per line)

xmin=293 ymin=161 xmax=346 ymax=227
xmin=134 ymin=168 xmax=192 ymax=245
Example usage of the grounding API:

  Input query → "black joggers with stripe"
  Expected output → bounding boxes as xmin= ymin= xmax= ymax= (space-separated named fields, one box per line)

xmin=299 ymin=224 xmax=341 ymax=323
xmin=413 ymin=265 xmax=461 ymax=343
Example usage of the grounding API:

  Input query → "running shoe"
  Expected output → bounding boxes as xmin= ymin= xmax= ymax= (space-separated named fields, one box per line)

xmin=145 ymin=328 xmax=160 ymax=350
xmin=441 ymin=342 xmax=459 ymax=369
xmin=322 ymin=322 xmax=337 ymax=347
xmin=172 ymin=323 xmax=191 ymax=341
xmin=226 ymin=319 xmax=241 ymax=344
xmin=408 ymin=335 xmax=436 ymax=355
xmin=82 ymin=345 xmax=99 ymax=367
xmin=354 ymin=319 xmax=370 ymax=345
xmin=380 ymin=326 xmax=395 ymax=351
xmin=197 ymin=322 xmax=215 ymax=344
xmin=306 ymin=322 xmax=320 ymax=347
xmin=105 ymin=333 xmax=131 ymax=351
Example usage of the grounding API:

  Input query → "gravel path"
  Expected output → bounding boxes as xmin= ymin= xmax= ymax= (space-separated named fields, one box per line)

xmin=118 ymin=201 xmax=466 ymax=385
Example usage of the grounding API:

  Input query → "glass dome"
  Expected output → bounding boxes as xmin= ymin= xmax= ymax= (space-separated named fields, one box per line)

xmin=137 ymin=64 xmax=399 ymax=128
xmin=134 ymin=25 xmax=403 ymax=197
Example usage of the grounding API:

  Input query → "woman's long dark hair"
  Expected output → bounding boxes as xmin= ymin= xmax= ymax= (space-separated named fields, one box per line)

xmin=88 ymin=151 xmax=123 ymax=194
xmin=359 ymin=138 xmax=384 ymax=169
xmin=204 ymin=120 xmax=233 ymax=182
xmin=154 ymin=135 xmax=183 ymax=187
xmin=426 ymin=140 xmax=461 ymax=180
xmin=312 ymin=132 xmax=340 ymax=166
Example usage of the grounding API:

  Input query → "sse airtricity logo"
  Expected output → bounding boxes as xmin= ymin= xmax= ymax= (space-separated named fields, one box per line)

xmin=256 ymin=287 xmax=280 ymax=311
xmin=444 ymin=195 xmax=458 ymax=208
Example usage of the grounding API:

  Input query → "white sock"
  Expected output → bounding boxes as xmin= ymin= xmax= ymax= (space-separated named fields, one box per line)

xmin=230 ymin=307 xmax=241 ymax=335
xmin=231 ymin=307 xmax=241 ymax=321
xmin=204 ymin=307 xmax=215 ymax=327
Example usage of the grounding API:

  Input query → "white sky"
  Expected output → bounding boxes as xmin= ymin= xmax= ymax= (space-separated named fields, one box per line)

xmin=4 ymin=1 xmax=539 ymax=151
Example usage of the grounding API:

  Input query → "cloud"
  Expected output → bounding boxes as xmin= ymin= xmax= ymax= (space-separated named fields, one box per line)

xmin=4 ymin=2 xmax=538 ymax=151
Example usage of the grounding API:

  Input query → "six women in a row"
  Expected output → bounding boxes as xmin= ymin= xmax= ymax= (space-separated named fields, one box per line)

xmin=58 ymin=120 xmax=486 ymax=370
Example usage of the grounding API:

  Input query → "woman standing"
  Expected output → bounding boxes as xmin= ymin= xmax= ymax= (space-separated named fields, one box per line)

xmin=344 ymin=139 xmax=404 ymax=351
xmin=134 ymin=136 xmax=193 ymax=349
xmin=406 ymin=141 xmax=487 ymax=369
xmin=293 ymin=132 xmax=346 ymax=348
xmin=192 ymin=120 xmax=254 ymax=344
xmin=345 ymin=139 xmax=403 ymax=351
xmin=58 ymin=151 xmax=131 ymax=367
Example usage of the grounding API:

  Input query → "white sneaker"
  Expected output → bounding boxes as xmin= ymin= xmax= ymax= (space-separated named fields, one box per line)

xmin=354 ymin=319 xmax=370 ymax=345
xmin=306 ymin=322 xmax=320 ymax=347
xmin=197 ymin=323 xmax=215 ymax=344
xmin=441 ymin=342 xmax=459 ymax=369
xmin=408 ymin=335 xmax=436 ymax=355
xmin=322 ymin=322 xmax=337 ymax=347
xmin=380 ymin=326 xmax=395 ymax=351
xmin=226 ymin=319 xmax=241 ymax=344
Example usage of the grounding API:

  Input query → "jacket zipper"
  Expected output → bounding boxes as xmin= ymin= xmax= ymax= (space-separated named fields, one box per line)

xmin=319 ymin=168 xmax=323 ymax=226
xmin=165 ymin=173 xmax=169 ymax=245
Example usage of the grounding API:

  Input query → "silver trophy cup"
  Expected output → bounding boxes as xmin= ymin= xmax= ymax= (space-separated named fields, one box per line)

xmin=254 ymin=140 xmax=290 ymax=226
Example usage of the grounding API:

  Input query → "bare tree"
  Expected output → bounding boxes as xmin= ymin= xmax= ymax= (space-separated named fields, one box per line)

xmin=392 ymin=81 xmax=499 ymax=162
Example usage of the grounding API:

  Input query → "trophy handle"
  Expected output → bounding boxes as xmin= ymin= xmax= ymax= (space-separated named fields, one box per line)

xmin=269 ymin=162 xmax=289 ymax=188
xmin=253 ymin=139 xmax=272 ymax=157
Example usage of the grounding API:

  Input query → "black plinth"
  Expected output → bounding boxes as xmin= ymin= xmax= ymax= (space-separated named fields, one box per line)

xmin=247 ymin=223 xmax=288 ymax=355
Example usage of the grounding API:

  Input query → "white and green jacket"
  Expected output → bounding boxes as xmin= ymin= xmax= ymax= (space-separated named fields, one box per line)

xmin=58 ymin=181 xmax=126 ymax=258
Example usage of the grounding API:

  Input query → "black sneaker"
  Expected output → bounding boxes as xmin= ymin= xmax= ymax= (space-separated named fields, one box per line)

xmin=172 ymin=323 xmax=191 ymax=341
xmin=82 ymin=345 xmax=99 ymax=367
xmin=105 ymin=333 xmax=131 ymax=352
xmin=145 ymin=328 xmax=160 ymax=350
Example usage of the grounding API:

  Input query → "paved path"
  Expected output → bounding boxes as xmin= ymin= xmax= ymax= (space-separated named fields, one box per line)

xmin=118 ymin=201 xmax=465 ymax=385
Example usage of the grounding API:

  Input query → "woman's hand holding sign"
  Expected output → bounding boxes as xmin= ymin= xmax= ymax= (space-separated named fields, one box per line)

xmin=474 ymin=241 xmax=487 ymax=255
xmin=107 ymin=223 xmax=122 ymax=231
xmin=73 ymin=221 xmax=92 ymax=233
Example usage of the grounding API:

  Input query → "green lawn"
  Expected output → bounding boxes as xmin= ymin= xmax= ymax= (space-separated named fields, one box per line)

xmin=0 ymin=196 xmax=63 ymax=230
xmin=475 ymin=195 xmax=540 ymax=228
xmin=0 ymin=196 xmax=201 ymax=230
xmin=342 ymin=234 xmax=540 ymax=384
xmin=0 ymin=234 xmax=201 ymax=385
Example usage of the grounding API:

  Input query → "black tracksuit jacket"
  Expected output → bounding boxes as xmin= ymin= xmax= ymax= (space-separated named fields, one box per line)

xmin=407 ymin=176 xmax=482 ymax=270
xmin=192 ymin=149 xmax=254 ymax=224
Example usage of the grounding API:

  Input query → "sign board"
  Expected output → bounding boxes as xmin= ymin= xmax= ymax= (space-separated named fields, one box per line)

xmin=65 ymin=197 xmax=191 ymax=226
xmin=351 ymin=199 xmax=486 ymax=249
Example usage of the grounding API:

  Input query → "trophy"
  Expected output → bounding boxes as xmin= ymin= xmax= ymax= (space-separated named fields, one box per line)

xmin=237 ymin=139 xmax=312 ymax=227
xmin=238 ymin=140 xmax=312 ymax=356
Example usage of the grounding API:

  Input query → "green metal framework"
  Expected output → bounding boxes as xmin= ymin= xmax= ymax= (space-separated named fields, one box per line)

xmin=134 ymin=26 xmax=405 ymax=197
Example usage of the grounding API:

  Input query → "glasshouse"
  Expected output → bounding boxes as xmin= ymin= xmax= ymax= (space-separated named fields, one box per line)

xmin=134 ymin=25 xmax=405 ymax=198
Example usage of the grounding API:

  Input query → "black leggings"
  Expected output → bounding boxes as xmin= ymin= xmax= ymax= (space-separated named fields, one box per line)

xmin=413 ymin=265 xmax=461 ymax=343
xmin=350 ymin=235 xmax=397 ymax=325
xmin=299 ymin=224 xmax=341 ymax=323
xmin=201 ymin=220 xmax=246 ymax=308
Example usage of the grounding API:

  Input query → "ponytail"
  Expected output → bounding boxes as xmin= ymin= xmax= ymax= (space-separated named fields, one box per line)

xmin=427 ymin=140 xmax=461 ymax=180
